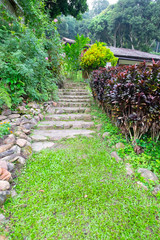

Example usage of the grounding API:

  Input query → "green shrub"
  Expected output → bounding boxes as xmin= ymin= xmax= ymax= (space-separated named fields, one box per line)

xmin=0 ymin=122 xmax=11 ymax=138
xmin=0 ymin=6 xmax=62 ymax=107
xmin=81 ymin=42 xmax=118 ymax=71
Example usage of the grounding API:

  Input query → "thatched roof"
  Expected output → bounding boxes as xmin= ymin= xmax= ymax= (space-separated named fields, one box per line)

xmin=109 ymin=46 xmax=160 ymax=61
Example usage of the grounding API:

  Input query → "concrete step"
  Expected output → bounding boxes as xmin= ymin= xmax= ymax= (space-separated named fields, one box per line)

xmin=37 ymin=120 xmax=94 ymax=130
xmin=47 ymin=107 xmax=90 ymax=114
xmin=58 ymin=92 xmax=89 ymax=96
xmin=31 ymin=129 xmax=95 ymax=141
xmin=45 ymin=114 xmax=92 ymax=121
xmin=59 ymin=99 xmax=91 ymax=102
xmin=57 ymin=102 xmax=90 ymax=107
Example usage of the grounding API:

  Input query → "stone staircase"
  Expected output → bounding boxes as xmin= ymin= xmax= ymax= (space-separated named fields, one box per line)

xmin=31 ymin=82 xmax=95 ymax=152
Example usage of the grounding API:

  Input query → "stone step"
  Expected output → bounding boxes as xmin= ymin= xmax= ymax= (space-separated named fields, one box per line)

xmin=31 ymin=129 xmax=95 ymax=141
xmin=59 ymin=98 xmax=91 ymax=102
xmin=59 ymin=89 xmax=88 ymax=92
xmin=57 ymin=102 xmax=90 ymax=107
xmin=58 ymin=92 xmax=89 ymax=96
xmin=58 ymin=96 xmax=90 ymax=100
xmin=32 ymin=142 xmax=55 ymax=152
xmin=45 ymin=114 xmax=92 ymax=121
xmin=47 ymin=107 xmax=90 ymax=114
xmin=64 ymin=83 xmax=86 ymax=87
xmin=37 ymin=120 xmax=94 ymax=130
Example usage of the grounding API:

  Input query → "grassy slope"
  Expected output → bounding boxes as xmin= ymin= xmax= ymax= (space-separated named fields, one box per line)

xmin=0 ymin=136 xmax=159 ymax=239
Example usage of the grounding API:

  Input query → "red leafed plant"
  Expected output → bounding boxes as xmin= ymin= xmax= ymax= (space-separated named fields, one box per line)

xmin=90 ymin=62 xmax=160 ymax=144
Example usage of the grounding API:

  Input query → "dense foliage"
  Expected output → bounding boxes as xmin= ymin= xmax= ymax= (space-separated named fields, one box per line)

xmin=45 ymin=0 xmax=88 ymax=19
xmin=81 ymin=42 xmax=118 ymax=71
xmin=58 ymin=0 xmax=160 ymax=53
xmin=64 ymin=34 xmax=90 ymax=73
xmin=90 ymin=62 xmax=160 ymax=144
xmin=0 ymin=2 xmax=63 ymax=108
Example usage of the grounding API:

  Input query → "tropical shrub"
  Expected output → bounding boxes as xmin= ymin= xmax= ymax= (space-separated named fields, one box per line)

xmin=63 ymin=34 xmax=90 ymax=73
xmin=90 ymin=62 xmax=160 ymax=144
xmin=80 ymin=42 xmax=118 ymax=71
xmin=0 ymin=87 xmax=11 ymax=108
xmin=0 ymin=5 xmax=62 ymax=108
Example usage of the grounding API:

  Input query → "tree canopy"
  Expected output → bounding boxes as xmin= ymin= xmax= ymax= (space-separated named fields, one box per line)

xmin=57 ymin=0 xmax=160 ymax=52
xmin=45 ymin=0 xmax=88 ymax=19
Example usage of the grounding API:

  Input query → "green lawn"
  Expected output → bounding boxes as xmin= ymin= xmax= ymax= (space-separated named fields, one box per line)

xmin=0 ymin=135 xmax=159 ymax=239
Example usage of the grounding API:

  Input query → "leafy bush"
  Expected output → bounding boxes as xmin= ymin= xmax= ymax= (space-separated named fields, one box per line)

xmin=0 ymin=6 xmax=62 ymax=108
xmin=80 ymin=42 xmax=118 ymax=71
xmin=90 ymin=62 xmax=160 ymax=144
xmin=63 ymin=34 xmax=90 ymax=74
xmin=0 ymin=87 xmax=11 ymax=108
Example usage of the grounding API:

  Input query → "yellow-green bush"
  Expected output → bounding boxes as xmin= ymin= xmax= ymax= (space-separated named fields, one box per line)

xmin=80 ymin=42 xmax=118 ymax=70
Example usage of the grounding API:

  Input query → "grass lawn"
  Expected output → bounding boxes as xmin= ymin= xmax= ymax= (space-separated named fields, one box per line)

xmin=0 ymin=135 xmax=159 ymax=239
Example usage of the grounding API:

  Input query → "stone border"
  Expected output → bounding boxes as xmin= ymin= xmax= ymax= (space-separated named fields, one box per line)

xmin=0 ymin=101 xmax=57 ymax=209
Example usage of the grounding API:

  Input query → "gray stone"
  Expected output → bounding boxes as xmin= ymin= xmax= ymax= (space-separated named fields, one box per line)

xmin=17 ymin=156 xmax=26 ymax=165
xmin=38 ymin=114 xmax=44 ymax=121
xmin=11 ymin=189 xmax=17 ymax=197
xmin=96 ymin=124 xmax=102 ymax=131
xmin=1 ymin=154 xmax=20 ymax=163
xmin=10 ymin=145 xmax=21 ymax=155
xmin=14 ymin=118 xmax=22 ymax=125
xmin=0 ymin=143 xmax=14 ymax=154
xmin=0 ymin=161 xmax=7 ymax=170
xmin=8 ymin=114 xmax=20 ymax=119
xmin=7 ymin=163 xmax=15 ymax=172
xmin=30 ymin=118 xmax=37 ymax=126
xmin=21 ymin=123 xmax=32 ymax=130
xmin=0 ymin=149 xmax=14 ymax=159
xmin=34 ymin=116 xmax=40 ymax=122
xmin=31 ymin=129 xmax=95 ymax=141
xmin=2 ymin=109 xmax=11 ymax=116
xmin=137 ymin=168 xmax=158 ymax=182
xmin=116 ymin=142 xmax=125 ymax=149
xmin=125 ymin=163 xmax=134 ymax=176
xmin=0 ymin=181 xmax=10 ymax=191
xmin=4 ymin=134 xmax=16 ymax=145
xmin=152 ymin=185 xmax=160 ymax=195
xmin=0 ymin=214 xmax=6 ymax=223
xmin=14 ymin=131 xmax=28 ymax=139
xmin=0 ymin=190 xmax=11 ymax=207
xmin=102 ymin=132 xmax=110 ymax=139
xmin=32 ymin=142 xmax=55 ymax=152
xmin=111 ymin=151 xmax=122 ymax=162
xmin=21 ymin=145 xmax=33 ymax=158
xmin=136 ymin=181 xmax=148 ymax=190
xmin=16 ymin=138 xmax=27 ymax=148
xmin=28 ymin=102 xmax=39 ymax=109
xmin=22 ymin=114 xmax=32 ymax=120
xmin=20 ymin=118 xmax=31 ymax=125
xmin=0 ymin=116 xmax=7 ymax=121
xmin=17 ymin=106 xmax=27 ymax=114
xmin=22 ymin=128 xmax=31 ymax=135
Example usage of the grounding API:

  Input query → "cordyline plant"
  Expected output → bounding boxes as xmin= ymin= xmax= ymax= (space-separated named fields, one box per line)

xmin=90 ymin=62 xmax=160 ymax=145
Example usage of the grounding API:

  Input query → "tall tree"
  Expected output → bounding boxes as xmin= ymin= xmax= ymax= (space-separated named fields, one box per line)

xmin=45 ymin=0 xmax=88 ymax=19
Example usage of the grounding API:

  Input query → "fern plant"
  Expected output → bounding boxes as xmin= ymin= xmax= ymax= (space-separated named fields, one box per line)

xmin=0 ymin=86 xmax=12 ymax=108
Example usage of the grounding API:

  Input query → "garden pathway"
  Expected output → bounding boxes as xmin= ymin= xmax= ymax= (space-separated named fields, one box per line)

xmin=31 ymin=82 xmax=96 ymax=151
